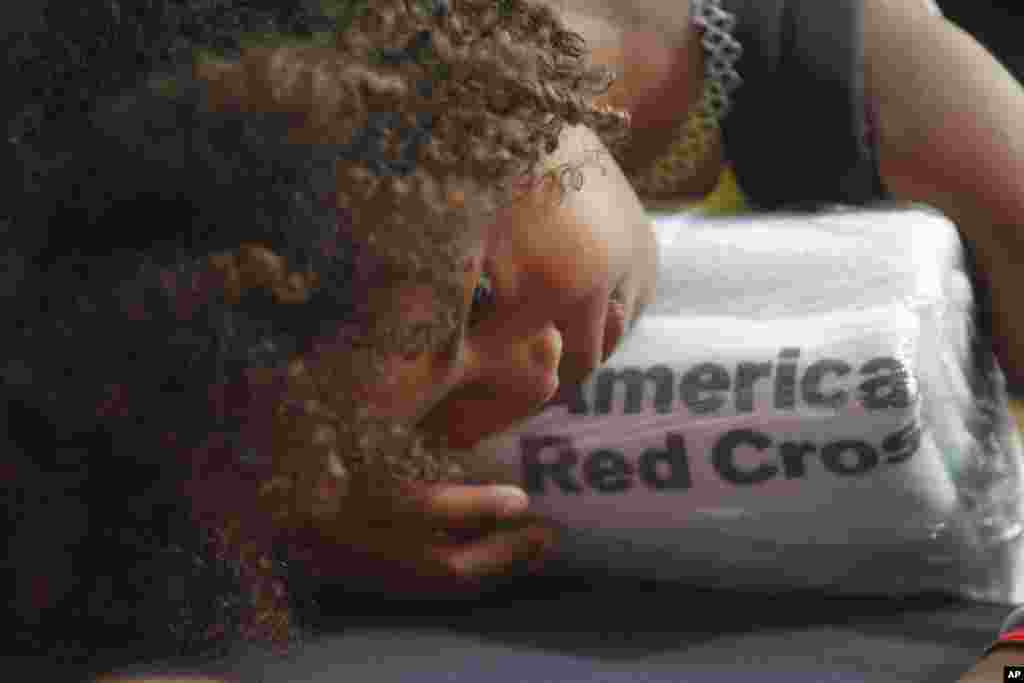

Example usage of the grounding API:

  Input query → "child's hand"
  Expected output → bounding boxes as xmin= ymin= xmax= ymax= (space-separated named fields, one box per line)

xmin=290 ymin=482 xmax=558 ymax=597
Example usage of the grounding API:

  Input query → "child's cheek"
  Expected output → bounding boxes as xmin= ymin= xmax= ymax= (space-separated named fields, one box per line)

xmin=346 ymin=281 xmax=469 ymax=422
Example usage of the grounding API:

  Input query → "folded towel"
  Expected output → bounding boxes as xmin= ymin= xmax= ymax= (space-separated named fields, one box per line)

xmin=475 ymin=204 xmax=1024 ymax=603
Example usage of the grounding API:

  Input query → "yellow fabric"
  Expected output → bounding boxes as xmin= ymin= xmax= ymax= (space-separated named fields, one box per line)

xmin=691 ymin=165 xmax=749 ymax=215
xmin=642 ymin=165 xmax=749 ymax=217
xmin=1012 ymin=401 xmax=1024 ymax=435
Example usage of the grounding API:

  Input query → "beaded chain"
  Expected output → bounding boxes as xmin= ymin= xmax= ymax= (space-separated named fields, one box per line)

xmin=627 ymin=0 xmax=743 ymax=198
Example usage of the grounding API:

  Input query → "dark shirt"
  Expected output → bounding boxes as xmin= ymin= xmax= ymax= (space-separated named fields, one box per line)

xmin=719 ymin=0 xmax=889 ymax=210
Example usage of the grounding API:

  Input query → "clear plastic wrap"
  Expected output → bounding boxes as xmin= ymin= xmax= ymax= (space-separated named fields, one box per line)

xmin=473 ymin=203 xmax=1024 ymax=603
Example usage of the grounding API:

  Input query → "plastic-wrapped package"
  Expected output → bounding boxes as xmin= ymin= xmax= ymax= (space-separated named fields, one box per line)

xmin=473 ymin=204 xmax=1024 ymax=603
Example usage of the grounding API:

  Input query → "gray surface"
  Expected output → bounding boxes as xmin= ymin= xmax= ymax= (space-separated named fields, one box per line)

xmin=116 ymin=572 xmax=1009 ymax=683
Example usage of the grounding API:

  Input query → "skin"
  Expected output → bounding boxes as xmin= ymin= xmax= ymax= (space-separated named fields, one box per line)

xmin=416 ymin=124 xmax=660 ymax=448
xmin=958 ymin=645 xmax=1024 ymax=683
xmin=551 ymin=1 xmax=708 ymax=181
xmin=862 ymin=0 xmax=1024 ymax=390
xmin=99 ymin=0 xmax=1024 ymax=679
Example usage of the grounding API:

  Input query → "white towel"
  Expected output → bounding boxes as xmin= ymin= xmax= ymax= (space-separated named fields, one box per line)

xmin=474 ymin=204 xmax=1024 ymax=603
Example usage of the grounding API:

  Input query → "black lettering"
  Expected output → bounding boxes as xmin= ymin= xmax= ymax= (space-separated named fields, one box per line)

xmin=594 ymin=365 xmax=674 ymax=416
xmin=882 ymin=422 xmax=922 ymax=464
xmin=638 ymin=432 xmax=692 ymax=490
xmin=713 ymin=429 xmax=777 ymax=485
xmin=584 ymin=449 xmax=633 ymax=493
xmin=680 ymin=362 xmax=730 ymax=415
xmin=521 ymin=435 xmax=582 ymax=495
xmin=735 ymin=362 xmax=772 ymax=413
xmin=820 ymin=440 xmax=879 ymax=476
xmin=859 ymin=357 xmax=914 ymax=410
xmin=775 ymin=347 xmax=800 ymax=410
xmin=778 ymin=440 xmax=817 ymax=479
xmin=802 ymin=359 xmax=851 ymax=410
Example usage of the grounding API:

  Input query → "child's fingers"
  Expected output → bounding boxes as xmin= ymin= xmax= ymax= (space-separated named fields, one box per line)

xmin=435 ymin=523 xmax=557 ymax=583
xmin=289 ymin=500 xmax=556 ymax=596
xmin=414 ymin=483 xmax=530 ymax=532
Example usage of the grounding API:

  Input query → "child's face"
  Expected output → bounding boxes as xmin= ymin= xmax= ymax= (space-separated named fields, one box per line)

xmin=332 ymin=124 xmax=658 ymax=449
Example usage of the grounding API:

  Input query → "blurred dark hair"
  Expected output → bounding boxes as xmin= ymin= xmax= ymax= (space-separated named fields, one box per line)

xmin=2 ymin=0 xmax=347 ymax=675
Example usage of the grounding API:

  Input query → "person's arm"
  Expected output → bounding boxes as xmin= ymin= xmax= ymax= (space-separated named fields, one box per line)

xmin=864 ymin=0 xmax=1024 ymax=387
xmin=958 ymin=645 xmax=1024 ymax=682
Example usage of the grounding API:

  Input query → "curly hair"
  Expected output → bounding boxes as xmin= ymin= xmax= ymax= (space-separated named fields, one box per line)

xmin=2 ymin=0 xmax=628 ymax=677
